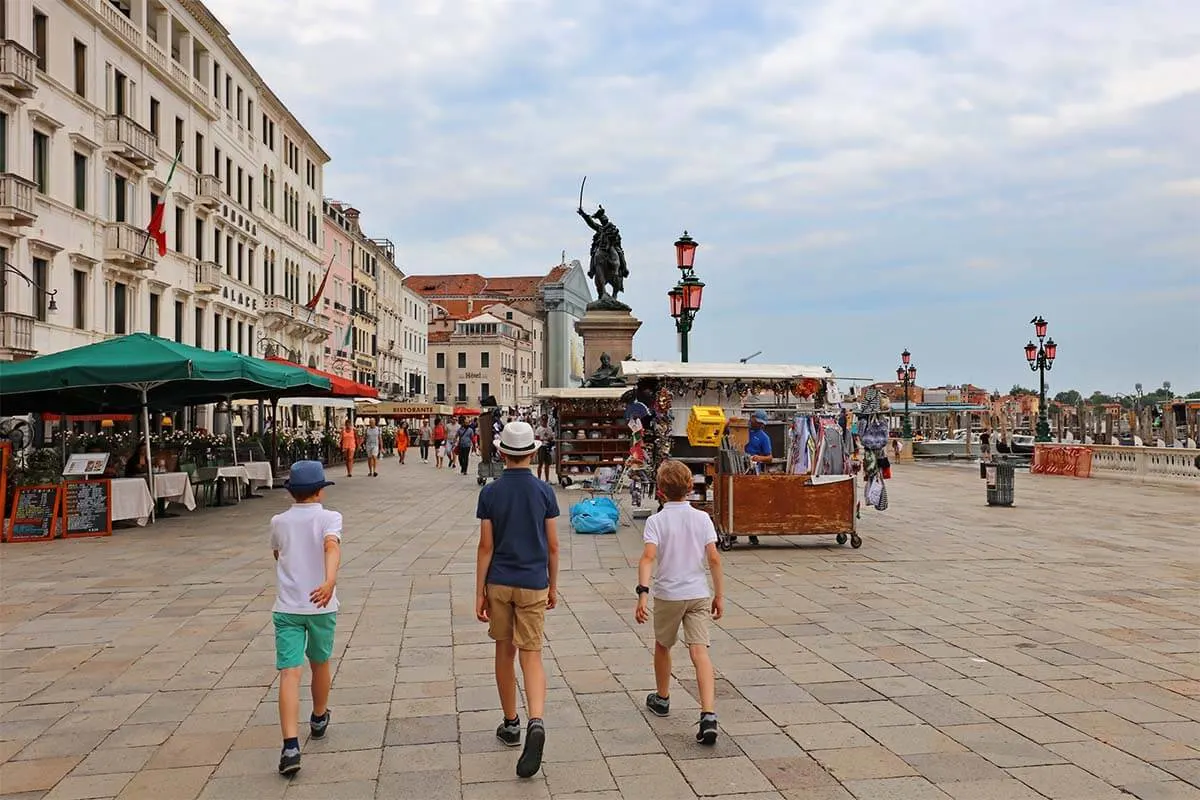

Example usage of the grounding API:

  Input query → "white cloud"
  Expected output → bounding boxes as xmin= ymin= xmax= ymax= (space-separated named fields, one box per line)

xmin=204 ymin=0 xmax=1200 ymax=391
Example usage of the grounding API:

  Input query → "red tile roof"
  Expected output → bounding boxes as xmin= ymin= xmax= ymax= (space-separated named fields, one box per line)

xmin=404 ymin=265 xmax=568 ymax=301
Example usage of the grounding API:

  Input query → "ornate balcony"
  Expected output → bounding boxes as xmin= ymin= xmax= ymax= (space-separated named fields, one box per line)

xmin=104 ymin=115 xmax=156 ymax=170
xmin=195 ymin=173 xmax=220 ymax=209
xmin=104 ymin=222 xmax=155 ymax=270
xmin=260 ymin=295 xmax=295 ymax=331
xmin=194 ymin=261 xmax=222 ymax=293
xmin=0 ymin=173 xmax=37 ymax=227
xmin=0 ymin=312 xmax=36 ymax=359
xmin=0 ymin=39 xmax=37 ymax=98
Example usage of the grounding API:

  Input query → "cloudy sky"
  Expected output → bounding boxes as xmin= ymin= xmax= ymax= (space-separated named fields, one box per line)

xmin=207 ymin=0 xmax=1199 ymax=396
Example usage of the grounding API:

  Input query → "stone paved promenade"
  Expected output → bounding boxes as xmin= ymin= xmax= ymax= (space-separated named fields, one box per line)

xmin=1 ymin=461 xmax=1197 ymax=800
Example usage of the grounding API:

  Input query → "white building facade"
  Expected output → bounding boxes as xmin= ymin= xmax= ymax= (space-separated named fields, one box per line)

xmin=0 ymin=0 xmax=331 ymax=418
xmin=399 ymin=282 xmax=428 ymax=401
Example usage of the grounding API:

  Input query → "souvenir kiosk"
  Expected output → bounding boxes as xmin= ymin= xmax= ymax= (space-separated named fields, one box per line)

xmin=620 ymin=361 xmax=859 ymax=549
xmin=536 ymin=387 xmax=631 ymax=487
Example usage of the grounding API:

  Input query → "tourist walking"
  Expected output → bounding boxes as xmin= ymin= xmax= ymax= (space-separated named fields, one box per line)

xmin=418 ymin=418 xmax=433 ymax=463
xmin=433 ymin=416 xmax=447 ymax=468
xmin=635 ymin=459 xmax=724 ymax=746
xmin=446 ymin=418 xmax=460 ymax=471
xmin=396 ymin=424 xmax=410 ymax=465
xmin=535 ymin=415 xmax=555 ymax=483
xmin=271 ymin=461 xmax=342 ymax=775
xmin=474 ymin=422 xmax=560 ymax=778
xmin=364 ymin=419 xmax=382 ymax=477
xmin=339 ymin=419 xmax=357 ymax=478
xmin=457 ymin=416 xmax=475 ymax=476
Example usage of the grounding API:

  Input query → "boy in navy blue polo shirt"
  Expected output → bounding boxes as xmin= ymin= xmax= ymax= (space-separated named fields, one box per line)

xmin=475 ymin=421 xmax=560 ymax=779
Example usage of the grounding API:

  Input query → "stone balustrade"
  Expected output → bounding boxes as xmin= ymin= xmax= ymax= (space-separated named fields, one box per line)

xmin=1088 ymin=444 xmax=1200 ymax=488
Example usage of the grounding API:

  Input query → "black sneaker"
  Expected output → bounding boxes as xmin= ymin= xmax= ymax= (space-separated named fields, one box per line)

xmin=645 ymin=693 xmax=671 ymax=717
xmin=310 ymin=710 xmax=330 ymax=739
xmin=278 ymin=746 xmax=301 ymax=776
xmin=496 ymin=716 xmax=521 ymax=747
xmin=697 ymin=714 xmax=719 ymax=746
xmin=749 ymin=536 xmax=761 ymax=546
xmin=516 ymin=720 xmax=545 ymax=778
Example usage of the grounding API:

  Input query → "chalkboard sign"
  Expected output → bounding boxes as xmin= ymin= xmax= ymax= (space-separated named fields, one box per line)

xmin=5 ymin=485 xmax=62 ymax=543
xmin=62 ymin=480 xmax=112 ymax=538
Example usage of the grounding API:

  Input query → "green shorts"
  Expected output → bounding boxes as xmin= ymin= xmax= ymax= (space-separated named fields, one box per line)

xmin=273 ymin=611 xmax=337 ymax=670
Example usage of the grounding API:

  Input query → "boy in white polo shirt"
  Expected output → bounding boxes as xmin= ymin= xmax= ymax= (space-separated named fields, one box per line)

xmin=271 ymin=460 xmax=342 ymax=776
xmin=634 ymin=459 xmax=725 ymax=745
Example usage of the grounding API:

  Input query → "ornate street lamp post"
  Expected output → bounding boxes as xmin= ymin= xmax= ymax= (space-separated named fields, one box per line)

xmin=896 ymin=349 xmax=917 ymax=439
xmin=668 ymin=231 xmax=703 ymax=363
xmin=1024 ymin=315 xmax=1057 ymax=442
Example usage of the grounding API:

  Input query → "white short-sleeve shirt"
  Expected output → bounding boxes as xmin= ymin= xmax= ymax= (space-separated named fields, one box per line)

xmin=270 ymin=503 xmax=343 ymax=614
xmin=643 ymin=501 xmax=717 ymax=601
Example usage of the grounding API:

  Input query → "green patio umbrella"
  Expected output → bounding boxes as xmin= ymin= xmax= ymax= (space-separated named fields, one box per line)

xmin=0 ymin=334 xmax=331 ymax=513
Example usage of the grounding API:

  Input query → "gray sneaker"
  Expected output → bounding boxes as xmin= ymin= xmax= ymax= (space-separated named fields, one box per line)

xmin=310 ymin=710 xmax=330 ymax=739
xmin=646 ymin=693 xmax=671 ymax=717
xmin=496 ymin=716 xmax=521 ymax=747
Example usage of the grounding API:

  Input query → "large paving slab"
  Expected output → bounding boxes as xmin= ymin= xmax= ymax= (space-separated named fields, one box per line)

xmin=0 ymin=460 xmax=1197 ymax=799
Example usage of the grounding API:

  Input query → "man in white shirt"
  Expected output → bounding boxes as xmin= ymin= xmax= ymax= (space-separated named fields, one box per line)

xmin=270 ymin=461 xmax=342 ymax=776
xmin=633 ymin=460 xmax=725 ymax=746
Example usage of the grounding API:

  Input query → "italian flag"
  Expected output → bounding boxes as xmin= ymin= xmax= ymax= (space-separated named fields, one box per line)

xmin=146 ymin=144 xmax=183 ymax=258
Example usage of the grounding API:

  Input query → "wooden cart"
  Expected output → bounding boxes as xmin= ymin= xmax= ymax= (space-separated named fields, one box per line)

xmin=712 ymin=470 xmax=858 ymax=550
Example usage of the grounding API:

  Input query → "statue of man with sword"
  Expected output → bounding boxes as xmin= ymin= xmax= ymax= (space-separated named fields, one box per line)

xmin=576 ymin=177 xmax=630 ymax=310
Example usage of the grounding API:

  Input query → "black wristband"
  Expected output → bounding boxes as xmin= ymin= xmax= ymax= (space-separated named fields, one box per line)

xmin=636 ymin=585 xmax=650 ymax=595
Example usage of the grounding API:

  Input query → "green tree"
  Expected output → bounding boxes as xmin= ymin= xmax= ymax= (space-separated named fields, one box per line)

xmin=1054 ymin=390 xmax=1082 ymax=405
xmin=1010 ymin=385 xmax=1037 ymax=396
xmin=1187 ymin=390 xmax=1200 ymax=400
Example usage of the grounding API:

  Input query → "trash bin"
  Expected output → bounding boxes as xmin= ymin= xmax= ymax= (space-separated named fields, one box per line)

xmin=983 ymin=460 xmax=1015 ymax=506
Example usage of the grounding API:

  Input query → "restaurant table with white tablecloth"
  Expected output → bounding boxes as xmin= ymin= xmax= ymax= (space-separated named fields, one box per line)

xmin=196 ymin=466 xmax=250 ymax=504
xmin=152 ymin=471 xmax=197 ymax=511
xmin=110 ymin=477 xmax=156 ymax=526
xmin=240 ymin=461 xmax=274 ymax=492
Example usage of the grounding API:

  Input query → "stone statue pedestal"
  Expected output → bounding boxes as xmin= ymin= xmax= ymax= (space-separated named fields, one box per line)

xmin=575 ymin=308 xmax=642 ymax=381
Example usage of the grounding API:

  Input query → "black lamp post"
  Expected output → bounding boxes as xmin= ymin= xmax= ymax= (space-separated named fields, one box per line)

xmin=256 ymin=336 xmax=298 ymax=362
xmin=668 ymin=231 xmax=703 ymax=363
xmin=2 ymin=261 xmax=58 ymax=314
xmin=1024 ymin=315 xmax=1057 ymax=442
xmin=896 ymin=349 xmax=917 ymax=439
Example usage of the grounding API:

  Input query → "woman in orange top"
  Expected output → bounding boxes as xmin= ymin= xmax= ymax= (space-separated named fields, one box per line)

xmin=396 ymin=424 xmax=410 ymax=464
xmin=340 ymin=419 xmax=358 ymax=477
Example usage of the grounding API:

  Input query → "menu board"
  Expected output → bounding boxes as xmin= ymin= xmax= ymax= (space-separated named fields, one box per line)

xmin=62 ymin=480 xmax=112 ymax=538
xmin=5 ymin=485 xmax=62 ymax=543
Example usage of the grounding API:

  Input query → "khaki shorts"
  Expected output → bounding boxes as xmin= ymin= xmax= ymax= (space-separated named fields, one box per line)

xmin=487 ymin=584 xmax=548 ymax=651
xmin=653 ymin=597 xmax=711 ymax=648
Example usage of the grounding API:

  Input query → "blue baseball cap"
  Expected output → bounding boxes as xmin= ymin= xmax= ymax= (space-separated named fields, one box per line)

xmin=752 ymin=410 xmax=769 ymax=424
xmin=285 ymin=460 xmax=335 ymax=493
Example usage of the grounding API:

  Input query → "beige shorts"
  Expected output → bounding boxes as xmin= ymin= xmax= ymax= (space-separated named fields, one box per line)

xmin=653 ymin=597 xmax=711 ymax=648
xmin=487 ymin=584 xmax=548 ymax=651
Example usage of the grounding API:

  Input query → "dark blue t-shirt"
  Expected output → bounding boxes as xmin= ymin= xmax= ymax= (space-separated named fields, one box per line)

xmin=476 ymin=468 xmax=560 ymax=590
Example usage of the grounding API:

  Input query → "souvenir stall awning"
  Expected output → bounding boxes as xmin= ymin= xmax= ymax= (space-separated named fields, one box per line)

xmin=453 ymin=406 xmax=482 ymax=416
xmin=265 ymin=356 xmax=378 ymax=399
xmin=537 ymin=388 xmax=629 ymax=400
xmin=620 ymin=361 xmax=834 ymax=381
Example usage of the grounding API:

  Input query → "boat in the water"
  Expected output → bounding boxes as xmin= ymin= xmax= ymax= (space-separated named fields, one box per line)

xmin=1010 ymin=434 xmax=1035 ymax=456
xmin=913 ymin=429 xmax=980 ymax=457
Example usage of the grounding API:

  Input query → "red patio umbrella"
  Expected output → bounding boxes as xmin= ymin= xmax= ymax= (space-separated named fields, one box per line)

xmin=265 ymin=357 xmax=378 ymax=398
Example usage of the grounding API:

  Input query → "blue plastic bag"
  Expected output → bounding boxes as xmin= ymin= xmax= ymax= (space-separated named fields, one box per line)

xmin=570 ymin=497 xmax=619 ymax=534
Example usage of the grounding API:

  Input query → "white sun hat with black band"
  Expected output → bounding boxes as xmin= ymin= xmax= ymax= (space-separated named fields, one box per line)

xmin=497 ymin=421 xmax=541 ymax=456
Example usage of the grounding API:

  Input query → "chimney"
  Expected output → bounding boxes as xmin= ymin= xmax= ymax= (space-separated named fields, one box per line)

xmin=344 ymin=207 xmax=361 ymax=234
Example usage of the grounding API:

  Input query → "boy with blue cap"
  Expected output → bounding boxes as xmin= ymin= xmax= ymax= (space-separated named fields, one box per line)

xmin=271 ymin=460 xmax=342 ymax=776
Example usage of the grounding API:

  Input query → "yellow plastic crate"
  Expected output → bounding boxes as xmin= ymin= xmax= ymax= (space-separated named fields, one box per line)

xmin=687 ymin=406 xmax=727 ymax=447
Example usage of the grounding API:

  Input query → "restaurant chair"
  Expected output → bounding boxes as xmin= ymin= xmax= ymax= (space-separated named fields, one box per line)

xmin=181 ymin=462 xmax=217 ymax=508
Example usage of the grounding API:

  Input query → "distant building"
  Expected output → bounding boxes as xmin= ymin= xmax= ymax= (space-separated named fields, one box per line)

xmin=427 ymin=303 xmax=543 ymax=407
xmin=404 ymin=260 xmax=592 ymax=391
